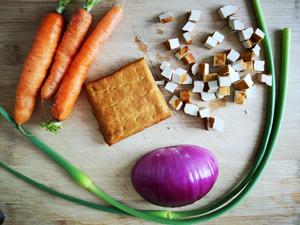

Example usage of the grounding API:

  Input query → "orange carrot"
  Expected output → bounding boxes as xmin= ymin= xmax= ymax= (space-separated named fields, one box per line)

xmin=14 ymin=13 xmax=64 ymax=125
xmin=41 ymin=8 xmax=92 ymax=100
xmin=13 ymin=0 xmax=72 ymax=125
xmin=52 ymin=6 xmax=123 ymax=121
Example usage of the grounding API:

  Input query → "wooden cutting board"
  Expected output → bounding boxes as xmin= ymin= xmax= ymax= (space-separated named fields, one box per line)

xmin=0 ymin=0 xmax=299 ymax=224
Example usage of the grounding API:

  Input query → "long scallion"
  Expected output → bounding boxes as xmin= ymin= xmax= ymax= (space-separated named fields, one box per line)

xmin=0 ymin=0 xmax=291 ymax=224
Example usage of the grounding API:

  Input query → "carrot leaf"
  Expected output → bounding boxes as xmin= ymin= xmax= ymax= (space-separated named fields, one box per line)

xmin=40 ymin=121 xmax=63 ymax=134
xmin=56 ymin=0 xmax=72 ymax=14
xmin=84 ymin=0 xmax=102 ymax=12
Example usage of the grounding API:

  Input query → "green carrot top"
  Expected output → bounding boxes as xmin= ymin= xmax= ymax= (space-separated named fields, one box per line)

xmin=83 ymin=0 xmax=102 ymax=12
xmin=56 ymin=0 xmax=72 ymax=14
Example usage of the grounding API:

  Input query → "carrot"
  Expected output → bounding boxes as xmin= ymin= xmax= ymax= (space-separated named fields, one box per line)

xmin=52 ymin=6 xmax=123 ymax=121
xmin=41 ymin=0 xmax=103 ymax=100
xmin=14 ymin=0 xmax=71 ymax=125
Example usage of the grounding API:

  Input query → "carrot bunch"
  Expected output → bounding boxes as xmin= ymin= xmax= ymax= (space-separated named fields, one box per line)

xmin=14 ymin=0 xmax=123 ymax=126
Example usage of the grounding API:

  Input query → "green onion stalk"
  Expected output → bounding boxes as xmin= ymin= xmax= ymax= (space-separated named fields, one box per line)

xmin=0 ymin=0 xmax=291 ymax=223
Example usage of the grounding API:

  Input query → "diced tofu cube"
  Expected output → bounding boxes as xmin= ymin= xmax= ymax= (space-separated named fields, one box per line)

xmin=257 ymin=74 xmax=272 ymax=86
xmin=155 ymin=80 xmax=166 ymax=86
xmin=189 ymin=10 xmax=201 ymax=22
xmin=234 ymin=74 xmax=253 ymax=90
xmin=244 ymin=61 xmax=254 ymax=72
xmin=251 ymin=28 xmax=265 ymax=43
xmin=166 ymin=38 xmax=180 ymax=50
xmin=208 ymin=80 xmax=219 ymax=93
xmin=204 ymin=36 xmax=218 ymax=49
xmin=228 ymin=17 xmax=245 ymax=31
xmin=242 ymin=39 xmax=255 ymax=49
xmin=182 ymin=53 xmax=196 ymax=65
xmin=199 ymin=63 xmax=209 ymax=77
xmin=252 ymin=44 xmax=261 ymax=57
xmin=253 ymin=60 xmax=265 ymax=72
xmin=172 ymin=68 xmax=188 ymax=84
xmin=200 ymin=92 xmax=216 ymax=102
xmin=212 ymin=31 xmax=225 ymax=44
xmin=183 ymin=32 xmax=192 ymax=45
xmin=203 ymin=73 xmax=218 ymax=82
xmin=218 ymin=65 xmax=232 ymax=76
xmin=229 ymin=70 xmax=240 ymax=84
xmin=214 ymin=53 xmax=227 ymax=67
xmin=159 ymin=11 xmax=174 ymax=23
xmin=175 ymin=46 xmax=190 ymax=60
xmin=164 ymin=81 xmax=178 ymax=93
xmin=180 ymin=90 xmax=192 ymax=103
xmin=192 ymin=81 xmax=204 ymax=93
xmin=218 ymin=5 xmax=238 ymax=19
xmin=182 ymin=21 xmax=196 ymax=32
xmin=240 ymin=51 xmax=254 ymax=61
xmin=218 ymin=86 xmax=231 ymax=96
xmin=218 ymin=75 xmax=231 ymax=87
xmin=161 ymin=66 xmax=174 ymax=80
xmin=227 ymin=49 xmax=240 ymax=63
xmin=160 ymin=61 xmax=170 ymax=71
xmin=183 ymin=74 xmax=193 ymax=85
xmin=216 ymin=93 xmax=225 ymax=99
xmin=184 ymin=103 xmax=199 ymax=116
xmin=239 ymin=71 xmax=249 ymax=78
xmin=191 ymin=63 xmax=199 ymax=76
xmin=204 ymin=117 xmax=224 ymax=132
xmin=232 ymin=59 xmax=246 ymax=72
xmin=199 ymin=108 xmax=210 ymax=119
xmin=169 ymin=95 xmax=183 ymax=110
xmin=238 ymin=27 xmax=254 ymax=42
xmin=234 ymin=90 xmax=246 ymax=104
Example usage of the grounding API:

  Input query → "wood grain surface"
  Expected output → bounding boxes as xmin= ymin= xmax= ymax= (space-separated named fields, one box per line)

xmin=0 ymin=0 xmax=299 ymax=224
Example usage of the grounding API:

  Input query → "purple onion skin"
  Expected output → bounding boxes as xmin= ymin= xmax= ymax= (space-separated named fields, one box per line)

xmin=131 ymin=145 xmax=219 ymax=208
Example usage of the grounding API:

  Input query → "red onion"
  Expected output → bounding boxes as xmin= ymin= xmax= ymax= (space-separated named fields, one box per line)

xmin=131 ymin=145 xmax=218 ymax=207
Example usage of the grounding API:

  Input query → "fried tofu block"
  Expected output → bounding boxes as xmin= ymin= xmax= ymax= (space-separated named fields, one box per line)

xmin=183 ymin=32 xmax=192 ymax=45
xmin=227 ymin=49 xmax=240 ymax=63
xmin=86 ymin=58 xmax=171 ymax=145
xmin=182 ymin=53 xmax=196 ymax=65
xmin=159 ymin=11 xmax=174 ymax=23
xmin=234 ymin=90 xmax=247 ymax=104
xmin=204 ymin=36 xmax=218 ymax=49
xmin=218 ymin=5 xmax=238 ymax=19
xmin=169 ymin=95 xmax=183 ymax=110
xmin=251 ymin=28 xmax=265 ymax=43
xmin=214 ymin=53 xmax=227 ymax=67
xmin=240 ymin=51 xmax=254 ymax=61
xmin=242 ymin=39 xmax=255 ymax=49
xmin=175 ymin=46 xmax=190 ymax=60
xmin=203 ymin=73 xmax=218 ymax=82
xmin=180 ymin=90 xmax=192 ymax=103
xmin=234 ymin=74 xmax=253 ymax=90
xmin=244 ymin=61 xmax=254 ymax=72
xmin=165 ymin=38 xmax=180 ymax=50
xmin=217 ymin=86 xmax=231 ymax=96
xmin=199 ymin=63 xmax=209 ymax=77
xmin=218 ymin=65 xmax=232 ymax=76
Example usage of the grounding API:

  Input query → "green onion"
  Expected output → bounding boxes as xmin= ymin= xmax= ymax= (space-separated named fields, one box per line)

xmin=0 ymin=0 xmax=291 ymax=224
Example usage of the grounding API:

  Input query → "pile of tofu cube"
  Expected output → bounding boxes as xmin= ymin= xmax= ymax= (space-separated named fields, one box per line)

xmin=157 ymin=5 xmax=272 ymax=132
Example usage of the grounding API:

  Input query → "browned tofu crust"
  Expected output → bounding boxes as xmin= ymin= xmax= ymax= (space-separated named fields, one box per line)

xmin=86 ymin=58 xmax=171 ymax=145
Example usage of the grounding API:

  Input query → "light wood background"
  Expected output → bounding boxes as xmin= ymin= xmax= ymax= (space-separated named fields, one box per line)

xmin=0 ymin=0 xmax=299 ymax=224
